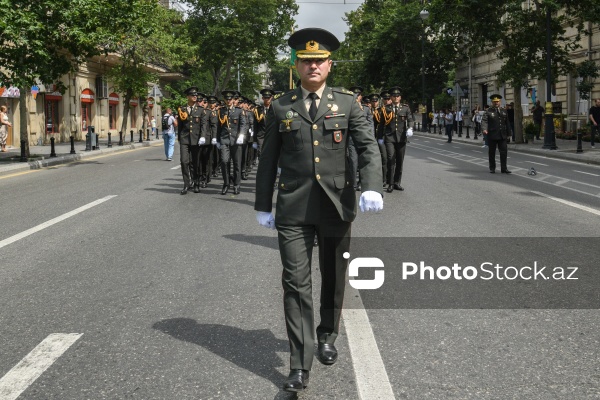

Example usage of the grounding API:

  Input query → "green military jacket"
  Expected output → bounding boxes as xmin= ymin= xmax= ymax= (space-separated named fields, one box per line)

xmin=254 ymin=85 xmax=383 ymax=225
xmin=177 ymin=104 xmax=204 ymax=145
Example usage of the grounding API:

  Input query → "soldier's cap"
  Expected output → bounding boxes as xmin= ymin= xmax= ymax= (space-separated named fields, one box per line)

xmin=207 ymin=96 xmax=218 ymax=104
xmin=380 ymin=90 xmax=390 ymax=99
xmin=234 ymin=91 xmax=241 ymax=99
xmin=221 ymin=89 xmax=236 ymax=100
xmin=260 ymin=88 xmax=274 ymax=98
xmin=490 ymin=94 xmax=502 ymax=101
xmin=195 ymin=92 xmax=207 ymax=101
xmin=389 ymin=86 xmax=402 ymax=96
xmin=349 ymin=86 xmax=364 ymax=94
xmin=288 ymin=27 xmax=340 ymax=59
xmin=184 ymin=86 xmax=199 ymax=96
xmin=369 ymin=94 xmax=380 ymax=102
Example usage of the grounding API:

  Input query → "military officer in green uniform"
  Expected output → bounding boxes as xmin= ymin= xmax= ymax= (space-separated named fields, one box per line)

xmin=177 ymin=87 xmax=206 ymax=194
xmin=217 ymin=89 xmax=248 ymax=195
xmin=254 ymin=27 xmax=383 ymax=393
xmin=482 ymin=94 xmax=512 ymax=174
xmin=253 ymin=88 xmax=274 ymax=162
xmin=377 ymin=86 xmax=414 ymax=193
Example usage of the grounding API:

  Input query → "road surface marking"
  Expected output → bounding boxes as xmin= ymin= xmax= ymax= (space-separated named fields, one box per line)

xmin=574 ymin=170 xmax=600 ymax=177
xmin=427 ymin=157 xmax=452 ymax=166
xmin=527 ymin=161 xmax=549 ymax=166
xmin=531 ymin=191 xmax=600 ymax=216
xmin=171 ymin=165 xmax=181 ymax=170
xmin=344 ymin=286 xmax=395 ymax=400
xmin=0 ymin=333 xmax=82 ymax=400
xmin=0 ymin=196 xmax=117 ymax=250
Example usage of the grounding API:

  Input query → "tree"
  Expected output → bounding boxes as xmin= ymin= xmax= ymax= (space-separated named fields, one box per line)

xmin=100 ymin=0 xmax=190 ymax=135
xmin=0 ymin=0 xmax=106 ymax=156
xmin=575 ymin=60 xmax=600 ymax=130
xmin=185 ymin=0 xmax=297 ymax=96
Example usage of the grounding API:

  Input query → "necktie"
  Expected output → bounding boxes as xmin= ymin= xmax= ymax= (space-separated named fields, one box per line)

xmin=394 ymin=106 xmax=398 ymax=115
xmin=308 ymin=93 xmax=318 ymax=121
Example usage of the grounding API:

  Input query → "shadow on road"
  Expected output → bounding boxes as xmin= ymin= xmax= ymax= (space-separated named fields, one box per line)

xmin=223 ymin=234 xmax=279 ymax=250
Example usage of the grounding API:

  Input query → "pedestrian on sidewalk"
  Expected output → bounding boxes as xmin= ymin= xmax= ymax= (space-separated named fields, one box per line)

xmin=531 ymin=100 xmax=544 ymax=140
xmin=151 ymin=116 xmax=157 ymax=137
xmin=481 ymin=105 xmax=489 ymax=147
xmin=0 ymin=105 xmax=11 ymax=152
xmin=588 ymin=98 xmax=599 ymax=149
xmin=445 ymin=108 xmax=454 ymax=142
xmin=482 ymin=94 xmax=512 ymax=174
xmin=162 ymin=108 xmax=177 ymax=161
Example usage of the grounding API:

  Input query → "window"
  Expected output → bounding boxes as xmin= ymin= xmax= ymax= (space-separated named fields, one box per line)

xmin=45 ymin=100 xmax=60 ymax=134
xmin=82 ymin=103 xmax=92 ymax=131
xmin=130 ymin=107 xmax=137 ymax=128
xmin=109 ymin=104 xmax=117 ymax=129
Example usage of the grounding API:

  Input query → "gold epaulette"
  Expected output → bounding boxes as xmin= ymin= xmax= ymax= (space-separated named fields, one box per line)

xmin=178 ymin=107 xmax=188 ymax=121
xmin=254 ymin=107 xmax=264 ymax=122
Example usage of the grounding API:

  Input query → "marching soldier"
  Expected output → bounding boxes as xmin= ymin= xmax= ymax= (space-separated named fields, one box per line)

xmin=240 ymin=97 xmax=254 ymax=180
xmin=482 ymin=94 xmax=512 ymax=174
xmin=348 ymin=85 xmax=373 ymax=191
xmin=196 ymin=93 xmax=213 ymax=187
xmin=255 ymin=27 xmax=383 ymax=393
xmin=177 ymin=87 xmax=205 ymax=195
xmin=217 ymin=89 xmax=248 ymax=195
xmin=253 ymin=88 xmax=274 ymax=162
xmin=377 ymin=87 xmax=414 ymax=193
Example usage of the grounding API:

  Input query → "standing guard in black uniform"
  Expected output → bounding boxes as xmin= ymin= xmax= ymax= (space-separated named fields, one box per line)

xmin=377 ymin=87 xmax=414 ymax=193
xmin=177 ymin=87 xmax=205 ymax=195
xmin=217 ymin=89 xmax=248 ymax=195
xmin=482 ymin=94 xmax=512 ymax=174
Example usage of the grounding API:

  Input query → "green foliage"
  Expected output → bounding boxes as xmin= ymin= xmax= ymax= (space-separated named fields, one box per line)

xmin=576 ymin=60 xmax=599 ymax=100
xmin=433 ymin=93 xmax=454 ymax=111
xmin=269 ymin=58 xmax=294 ymax=93
xmin=186 ymin=0 xmax=298 ymax=95
xmin=524 ymin=122 xmax=537 ymax=138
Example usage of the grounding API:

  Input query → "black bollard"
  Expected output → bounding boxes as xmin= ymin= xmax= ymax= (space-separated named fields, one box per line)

xmin=85 ymin=133 xmax=91 ymax=151
xmin=466 ymin=126 xmax=470 ymax=139
xmin=118 ymin=131 xmax=123 ymax=146
xmin=108 ymin=132 xmax=112 ymax=148
xmin=146 ymin=128 xmax=150 ymax=141
xmin=139 ymin=129 xmax=143 ymax=143
xmin=576 ymin=132 xmax=583 ymax=153
xmin=155 ymin=128 xmax=159 ymax=139
xmin=50 ymin=137 xmax=57 ymax=157
xmin=130 ymin=130 xmax=134 ymax=143
xmin=70 ymin=136 xmax=76 ymax=154
xmin=95 ymin=134 xmax=100 ymax=150
xmin=433 ymin=125 xmax=437 ymax=134
xmin=20 ymin=140 xmax=27 ymax=162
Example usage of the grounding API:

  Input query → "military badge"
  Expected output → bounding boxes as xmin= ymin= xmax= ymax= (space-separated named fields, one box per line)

xmin=327 ymin=104 xmax=332 ymax=108
xmin=291 ymin=95 xmax=297 ymax=101
xmin=331 ymin=104 xmax=339 ymax=112
xmin=327 ymin=94 xmax=333 ymax=99
xmin=286 ymin=111 xmax=294 ymax=119
xmin=334 ymin=130 xmax=342 ymax=143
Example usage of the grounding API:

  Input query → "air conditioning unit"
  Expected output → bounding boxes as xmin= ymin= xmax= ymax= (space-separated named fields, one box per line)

xmin=95 ymin=76 xmax=108 ymax=99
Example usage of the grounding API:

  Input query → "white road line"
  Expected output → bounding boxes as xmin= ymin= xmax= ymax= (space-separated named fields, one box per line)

xmin=574 ymin=170 xmax=600 ymax=177
xmin=0 ymin=333 xmax=83 ymax=400
xmin=170 ymin=165 xmax=181 ymax=170
xmin=344 ymin=286 xmax=395 ymax=400
xmin=527 ymin=161 xmax=549 ymax=166
xmin=531 ymin=191 xmax=600 ymax=216
xmin=472 ymin=150 xmax=482 ymax=153
xmin=0 ymin=196 xmax=117 ymax=250
xmin=427 ymin=157 xmax=452 ymax=165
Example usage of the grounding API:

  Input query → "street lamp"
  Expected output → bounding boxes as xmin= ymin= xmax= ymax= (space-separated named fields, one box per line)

xmin=420 ymin=8 xmax=429 ymax=132
xmin=543 ymin=6 xmax=557 ymax=149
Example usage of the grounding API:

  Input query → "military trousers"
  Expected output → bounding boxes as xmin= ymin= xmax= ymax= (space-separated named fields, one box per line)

xmin=220 ymin=144 xmax=242 ymax=187
xmin=276 ymin=190 xmax=351 ymax=371
xmin=488 ymin=137 xmax=508 ymax=171
xmin=378 ymin=141 xmax=387 ymax=184
xmin=179 ymin=142 xmax=200 ymax=188
xmin=198 ymin=145 xmax=212 ymax=181
xmin=385 ymin=141 xmax=406 ymax=185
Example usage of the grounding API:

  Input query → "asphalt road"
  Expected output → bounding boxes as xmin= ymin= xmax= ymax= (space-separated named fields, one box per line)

xmin=0 ymin=139 xmax=598 ymax=399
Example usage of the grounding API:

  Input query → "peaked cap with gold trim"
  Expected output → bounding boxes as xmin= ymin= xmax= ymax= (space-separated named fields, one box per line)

xmin=288 ymin=27 xmax=340 ymax=59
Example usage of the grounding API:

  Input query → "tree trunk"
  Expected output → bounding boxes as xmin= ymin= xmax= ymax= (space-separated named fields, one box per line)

xmin=120 ymin=88 xmax=133 ymax=137
xmin=19 ymin=87 xmax=30 ymax=157
xmin=513 ymin=87 xmax=524 ymax=143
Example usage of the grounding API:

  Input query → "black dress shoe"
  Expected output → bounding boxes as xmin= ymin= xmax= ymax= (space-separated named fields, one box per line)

xmin=283 ymin=369 xmax=309 ymax=392
xmin=393 ymin=184 xmax=404 ymax=191
xmin=200 ymin=181 xmax=207 ymax=188
xmin=193 ymin=185 xmax=200 ymax=193
xmin=489 ymin=170 xmax=496 ymax=173
xmin=355 ymin=184 xmax=361 ymax=192
xmin=386 ymin=185 xmax=393 ymax=193
xmin=317 ymin=343 xmax=338 ymax=365
xmin=180 ymin=186 xmax=189 ymax=195
xmin=233 ymin=186 xmax=240 ymax=195
xmin=221 ymin=184 xmax=229 ymax=195
xmin=241 ymin=173 xmax=248 ymax=180
xmin=501 ymin=169 xmax=512 ymax=174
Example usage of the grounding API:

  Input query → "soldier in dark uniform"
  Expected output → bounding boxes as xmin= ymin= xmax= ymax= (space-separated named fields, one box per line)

xmin=482 ymin=94 xmax=512 ymax=174
xmin=377 ymin=87 xmax=414 ymax=193
xmin=348 ymin=86 xmax=373 ymax=191
xmin=217 ymin=89 xmax=248 ymax=195
xmin=374 ymin=91 xmax=388 ymax=187
xmin=210 ymin=97 xmax=221 ymax=177
xmin=196 ymin=94 xmax=213 ymax=187
xmin=253 ymin=88 xmax=274 ymax=162
xmin=240 ymin=97 xmax=254 ymax=180
xmin=177 ymin=87 xmax=205 ymax=195
xmin=254 ymin=27 xmax=383 ymax=393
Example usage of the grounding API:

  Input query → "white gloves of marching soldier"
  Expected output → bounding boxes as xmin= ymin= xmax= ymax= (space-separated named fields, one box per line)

xmin=406 ymin=128 xmax=413 ymax=137
xmin=236 ymin=135 xmax=244 ymax=145
xmin=359 ymin=190 xmax=383 ymax=212
xmin=216 ymin=142 xmax=221 ymax=149
xmin=211 ymin=138 xmax=217 ymax=145
xmin=252 ymin=143 xmax=258 ymax=149
xmin=198 ymin=137 xmax=206 ymax=145
xmin=256 ymin=211 xmax=276 ymax=229
xmin=377 ymin=139 xmax=384 ymax=145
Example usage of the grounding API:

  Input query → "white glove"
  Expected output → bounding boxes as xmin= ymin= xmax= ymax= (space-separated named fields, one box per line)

xmin=252 ymin=143 xmax=258 ymax=149
xmin=359 ymin=190 xmax=383 ymax=213
xmin=198 ymin=137 xmax=206 ymax=145
xmin=211 ymin=138 xmax=217 ymax=145
xmin=216 ymin=142 xmax=221 ymax=149
xmin=406 ymin=128 xmax=413 ymax=137
xmin=377 ymin=139 xmax=384 ymax=145
xmin=249 ymin=129 xmax=254 ymax=137
xmin=236 ymin=135 xmax=244 ymax=144
xmin=256 ymin=211 xmax=276 ymax=229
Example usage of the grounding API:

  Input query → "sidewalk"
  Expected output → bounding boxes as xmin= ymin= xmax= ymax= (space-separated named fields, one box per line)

xmin=0 ymin=135 xmax=164 ymax=176
xmin=414 ymin=128 xmax=600 ymax=166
